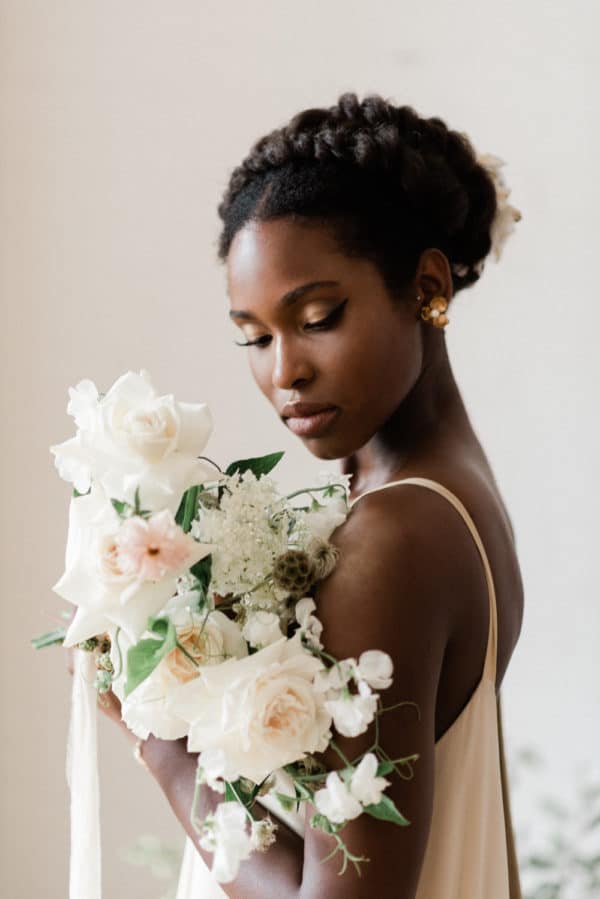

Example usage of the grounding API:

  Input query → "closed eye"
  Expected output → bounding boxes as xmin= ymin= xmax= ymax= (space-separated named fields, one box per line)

xmin=234 ymin=298 xmax=348 ymax=348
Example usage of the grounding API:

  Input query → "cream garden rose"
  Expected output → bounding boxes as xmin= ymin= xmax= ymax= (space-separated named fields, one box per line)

xmin=115 ymin=608 xmax=247 ymax=740
xmin=50 ymin=369 xmax=216 ymax=513
xmin=169 ymin=632 xmax=332 ymax=783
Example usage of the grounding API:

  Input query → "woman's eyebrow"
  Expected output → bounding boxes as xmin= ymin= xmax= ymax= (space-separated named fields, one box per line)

xmin=229 ymin=280 xmax=340 ymax=322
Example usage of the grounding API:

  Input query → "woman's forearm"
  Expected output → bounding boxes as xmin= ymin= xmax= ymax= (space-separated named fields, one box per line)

xmin=141 ymin=733 xmax=306 ymax=899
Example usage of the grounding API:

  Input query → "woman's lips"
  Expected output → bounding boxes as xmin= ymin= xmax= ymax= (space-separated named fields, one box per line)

xmin=285 ymin=407 xmax=339 ymax=437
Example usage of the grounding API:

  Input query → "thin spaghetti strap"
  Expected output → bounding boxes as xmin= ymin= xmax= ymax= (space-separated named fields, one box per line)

xmin=349 ymin=477 xmax=498 ymax=684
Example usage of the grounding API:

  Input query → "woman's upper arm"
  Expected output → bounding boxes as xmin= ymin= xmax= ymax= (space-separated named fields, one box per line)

xmin=298 ymin=490 xmax=454 ymax=899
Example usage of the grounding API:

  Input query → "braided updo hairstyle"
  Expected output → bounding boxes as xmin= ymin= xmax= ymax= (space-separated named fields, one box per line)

xmin=216 ymin=92 xmax=502 ymax=300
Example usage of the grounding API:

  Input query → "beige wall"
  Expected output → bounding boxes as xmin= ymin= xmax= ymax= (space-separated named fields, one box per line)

xmin=1 ymin=2 xmax=597 ymax=896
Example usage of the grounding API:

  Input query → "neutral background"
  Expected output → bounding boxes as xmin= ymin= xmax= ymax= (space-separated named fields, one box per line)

xmin=1 ymin=2 xmax=597 ymax=897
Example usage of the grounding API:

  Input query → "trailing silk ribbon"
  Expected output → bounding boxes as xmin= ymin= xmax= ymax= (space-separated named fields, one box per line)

xmin=66 ymin=648 xmax=102 ymax=899
xmin=63 ymin=491 xmax=102 ymax=899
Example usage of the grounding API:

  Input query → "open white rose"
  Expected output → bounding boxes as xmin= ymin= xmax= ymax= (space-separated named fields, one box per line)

xmin=50 ymin=369 xmax=216 ymax=514
xmin=169 ymin=633 xmax=332 ymax=783
xmin=116 ymin=608 xmax=247 ymax=740
xmin=54 ymin=483 xmax=215 ymax=645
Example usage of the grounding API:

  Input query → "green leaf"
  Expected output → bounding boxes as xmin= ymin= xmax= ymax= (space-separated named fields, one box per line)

xmin=363 ymin=795 xmax=411 ymax=826
xmin=111 ymin=498 xmax=130 ymax=518
xmin=309 ymin=813 xmax=334 ymax=834
xmin=73 ymin=486 xmax=91 ymax=498
xmin=182 ymin=485 xmax=199 ymax=533
xmin=274 ymin=792 xmax=297 ymax=813
xmin=189 ymin=555 xmax=212 ymax=601
xmin=31 ymin=627 xmax=67 ymax=649
xmin=376 ymin=761 xmax=395 ymax=777
xmin=225 ymin=451 xmax=285 ymax=479
xmin=124 ymin=617 xmax=177 ymax=697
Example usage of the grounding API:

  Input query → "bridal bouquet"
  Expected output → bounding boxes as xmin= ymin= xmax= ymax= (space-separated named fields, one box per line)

xmin=34 ymin=369 xmax=417 ymax=890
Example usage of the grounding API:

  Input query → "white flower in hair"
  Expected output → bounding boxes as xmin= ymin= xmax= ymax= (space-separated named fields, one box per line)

xmin=476 ymin=152 xmax=522 ymax=263
xmin=451 ymin=145 xmax=522 ymax=278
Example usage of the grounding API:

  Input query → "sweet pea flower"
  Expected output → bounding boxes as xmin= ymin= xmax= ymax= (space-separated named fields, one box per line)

xmin=314 ymin=770 xmax=362 ymax=824
xmin=356 ymin=650 xmax=394 ymax=690
xmin=349 ymin=753 xmax=390 ymax=806
xmin=325 ymin=678 xmax=379 ymax=738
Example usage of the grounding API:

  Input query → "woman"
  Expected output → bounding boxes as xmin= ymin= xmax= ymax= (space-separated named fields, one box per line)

xmin=86 ymin=92 xmax=525 ymax=898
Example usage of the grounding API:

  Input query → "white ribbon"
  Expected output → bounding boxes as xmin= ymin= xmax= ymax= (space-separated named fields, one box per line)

xmin=66 ymin=646 xmax=102 ymax=899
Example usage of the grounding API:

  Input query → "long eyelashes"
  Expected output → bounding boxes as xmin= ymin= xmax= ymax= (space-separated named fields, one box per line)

xmin=234 ymin=298 xmax=348 ymax=348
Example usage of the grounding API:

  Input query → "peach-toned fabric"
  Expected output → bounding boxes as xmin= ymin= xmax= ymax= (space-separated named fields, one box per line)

xmin=175 ymin=477 xmax=513 ymax=898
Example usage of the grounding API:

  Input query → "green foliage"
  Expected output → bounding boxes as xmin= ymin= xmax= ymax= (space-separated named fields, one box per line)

xmin=363 ymin=795 xmax=411 ymax=827
xmin=225 ymin=451 xmax=285 ymax=479
xmin=31 ymin=627 xmax=67 ymax=649
xmin=189 ymin=555 xmax=212 ymax=603
xmin=72 ymin=486 xmax=91 ymax=497
xmin=125 ymin=617 xmax=177 ymax=697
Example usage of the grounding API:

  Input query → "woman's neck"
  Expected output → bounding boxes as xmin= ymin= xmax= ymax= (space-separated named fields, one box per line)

xmin=341 ymin=339 xmax=478 ymax=499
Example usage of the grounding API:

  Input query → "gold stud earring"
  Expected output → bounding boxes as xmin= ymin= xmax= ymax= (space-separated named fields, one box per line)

xmin=417 ymin=294 xmax=449 ymax=329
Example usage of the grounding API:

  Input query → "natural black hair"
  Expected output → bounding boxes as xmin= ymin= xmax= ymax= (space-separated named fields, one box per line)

xmin=216 ymin=91 xmax=499 ymax=298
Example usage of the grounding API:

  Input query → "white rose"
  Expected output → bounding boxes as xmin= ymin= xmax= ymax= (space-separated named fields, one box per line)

xmin=314 ymin=771 xmax=362 ymax=824
xmin=117 ymin=609 xmax=247 ymax=740
xmin=356 ymin=650 xmax=393 ymax=690
xmin=242 ymin=611 xmax=283 ymax=649
xmin=325 ymin=678 xmax=378 ymax=738
xmin=169 ymin=633 xmax=332 ymax=783
xmin=50 ymin=369 xmax=215 ymax=514
xmin=349 ymin=753 xmax=390 ymax=806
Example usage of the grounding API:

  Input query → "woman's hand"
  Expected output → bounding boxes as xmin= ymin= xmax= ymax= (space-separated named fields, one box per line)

xmin=64 ymin=640 xmax=128 ymax=733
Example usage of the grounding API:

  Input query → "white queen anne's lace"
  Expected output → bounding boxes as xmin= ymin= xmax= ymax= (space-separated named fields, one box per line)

xmin=191 ymin=470 xmax=291 ymax=599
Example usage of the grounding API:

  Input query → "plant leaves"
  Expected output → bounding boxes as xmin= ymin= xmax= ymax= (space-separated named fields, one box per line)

xmin=111 ymin=498 xmax=130 ymax=518
xmin=31 ymin=627 xmax=67 ymax=649
xmin=73 ymin=486 xmax=91 ymax=498
xmin=363 ymin=795 xmax=411 ymax=826
xmin=189 ymin=555 xmax=212 ymax=602
xmin=124 ymin=617 xmax=177 ymax=696
xmin=225 ymin=451 xmax=285 ymax=479
xmin=376 ymin=761 xmax=395 ymax=777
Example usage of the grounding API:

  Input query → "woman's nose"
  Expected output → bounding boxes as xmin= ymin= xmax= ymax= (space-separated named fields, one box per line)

xmin=271 ymin=334 xmax=314 ymax=390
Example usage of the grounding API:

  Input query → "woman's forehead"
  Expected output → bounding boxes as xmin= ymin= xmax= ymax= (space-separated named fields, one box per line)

xmin=226 ymin=219 xmax=345 ymax=300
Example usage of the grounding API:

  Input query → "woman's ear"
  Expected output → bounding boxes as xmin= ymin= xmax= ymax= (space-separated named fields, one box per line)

xmin=415 ymin=248 xmax=454 ymax=303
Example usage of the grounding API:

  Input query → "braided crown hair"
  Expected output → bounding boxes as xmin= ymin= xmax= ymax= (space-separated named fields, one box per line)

xmin=216 ymin=92 xmax=510 ymax=297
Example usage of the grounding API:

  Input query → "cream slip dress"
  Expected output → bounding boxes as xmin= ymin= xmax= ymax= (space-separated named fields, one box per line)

xmin=174 ymin=477 xmax=519 ymax=899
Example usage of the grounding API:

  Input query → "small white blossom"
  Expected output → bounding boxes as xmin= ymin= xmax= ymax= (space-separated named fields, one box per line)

xmin=349 ymin=753 xmax=390 ymax=806
xmin=313 ymin=658 xmax=356 ymax=695
xmin=196 ymin=749 xmax=235 ymax=793
xmin=250 ymin=817 xmax=278 ymax=852
xmin=314 ymin=771 xmax=362 ymax=824
xmin=356 ymin=650 xmax=393 ymax=690
xmin=242 ymin=610 xmax=283 ymax=649
xmin=294 ymin=597 xmax=323 ymax=650
xmin=325 ymin=678 xmax=378 ymax=738
xmin=199 ymin=802 xmax=253 ymax=883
